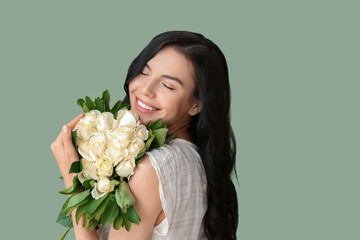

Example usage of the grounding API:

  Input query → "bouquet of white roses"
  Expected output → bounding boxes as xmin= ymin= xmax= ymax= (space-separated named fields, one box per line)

xmin=56 ymin=90 xmax=175 ymax=239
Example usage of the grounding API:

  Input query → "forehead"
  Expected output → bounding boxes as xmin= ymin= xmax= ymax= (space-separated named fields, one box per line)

xmin=147 ymin=46 xmax=195 ymax=88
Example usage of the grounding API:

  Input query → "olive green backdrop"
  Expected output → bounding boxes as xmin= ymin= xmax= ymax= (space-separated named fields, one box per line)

xmin=0 ymin=1 xmax=358 ymax=239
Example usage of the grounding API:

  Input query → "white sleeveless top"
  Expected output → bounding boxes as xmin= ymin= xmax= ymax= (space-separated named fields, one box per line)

xmin=96 ymin=138 xmax=208 ymax=239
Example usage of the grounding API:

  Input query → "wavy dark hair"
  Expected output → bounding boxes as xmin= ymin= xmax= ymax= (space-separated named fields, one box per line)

xmin=121 ymin=30 xmax=238 ymax=240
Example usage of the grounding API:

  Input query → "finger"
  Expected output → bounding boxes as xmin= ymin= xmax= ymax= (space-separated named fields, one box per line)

xmin=52 ymin=128 xmax=65 ymax=150
xmin=59 ymin=113 xmax=83 ymax=140
xmin=61 ymin=124 xmax=78 ymax=154
xmin=61 ymin=113 xmax=84 ymax=149
xmin=50 ymin=138 xmax=64 ymax=156
xmin=66 ymin=113 xmax=84 ymax=131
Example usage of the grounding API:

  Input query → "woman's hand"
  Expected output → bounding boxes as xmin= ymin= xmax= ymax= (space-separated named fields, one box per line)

xmin=51 ymin=113 xmax=100 ymax=240
xmin=51 ymin=113 xmax=84 ymax=188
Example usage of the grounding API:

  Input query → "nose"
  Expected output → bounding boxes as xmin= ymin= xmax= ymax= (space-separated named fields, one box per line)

xmin=141 ymin=76 xmax=158 ymax=98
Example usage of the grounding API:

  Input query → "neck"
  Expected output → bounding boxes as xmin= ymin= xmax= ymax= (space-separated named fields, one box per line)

xmin=166 ymin=114 xmax=194 ymax=144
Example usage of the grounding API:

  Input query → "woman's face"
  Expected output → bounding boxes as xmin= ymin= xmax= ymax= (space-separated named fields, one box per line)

xmin=129 ymin=45 xmax=201 ymax=134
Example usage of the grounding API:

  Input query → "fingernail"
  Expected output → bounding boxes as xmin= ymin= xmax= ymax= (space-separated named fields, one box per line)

xmin=63 ymin=125 xmax=69 ymax=133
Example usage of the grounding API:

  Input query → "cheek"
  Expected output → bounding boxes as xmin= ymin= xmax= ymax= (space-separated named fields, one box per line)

xmin=128 ymin=79 xmax=137 ymax=92
xmin=129 ymin=77 xmax=143 ymax=91
xmin=161 ymin=94 xmax=189 ymax=116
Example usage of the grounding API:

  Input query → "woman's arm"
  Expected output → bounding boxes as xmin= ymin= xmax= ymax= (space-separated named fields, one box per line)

xmin=63 ymin=177 xmax=99 ymax=240
xmin=52 ymin=115 xmax=163 ymax=239
xmin=107 ymin=153 xmax=163 ymax=239
xmin=51 ymin=114 xmax=99 ymax=240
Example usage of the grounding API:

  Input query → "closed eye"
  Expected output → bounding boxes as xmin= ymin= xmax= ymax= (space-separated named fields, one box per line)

xmin=162 ymin=83 xmax=174 ymax=90
xmin=140 ymin=72 xmax=174 ymax=90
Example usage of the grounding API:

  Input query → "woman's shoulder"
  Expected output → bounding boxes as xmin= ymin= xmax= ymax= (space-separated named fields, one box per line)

xmin=147 ymin=138 xmax=200 ymax=160
xmin=145 ymin=138 xmax=204 ymax=183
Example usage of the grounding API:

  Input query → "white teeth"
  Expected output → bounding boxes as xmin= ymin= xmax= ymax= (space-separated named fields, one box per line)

xmin=137 ymin=99 xmax=157 ymax=111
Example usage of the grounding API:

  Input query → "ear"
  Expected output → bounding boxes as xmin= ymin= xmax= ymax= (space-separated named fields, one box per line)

xmin=188 ymin=100 xmax=202 ymax=116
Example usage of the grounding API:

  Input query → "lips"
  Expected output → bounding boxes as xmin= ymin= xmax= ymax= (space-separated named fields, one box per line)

xmin=136 ymin=96 xmax=161 ymax=110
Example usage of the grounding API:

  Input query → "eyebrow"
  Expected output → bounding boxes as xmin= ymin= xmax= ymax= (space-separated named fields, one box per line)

xmin=145 ymin=63 xmax=184 ymax=86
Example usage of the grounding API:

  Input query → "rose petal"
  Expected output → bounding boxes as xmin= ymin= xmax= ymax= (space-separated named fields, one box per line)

xmin=78 ymin=172 xmax=88 ymax=184
xmin=117 ymin=111 xmax=136 ymax=127
xmin=91 ymin=185 xmax=106 ymax=200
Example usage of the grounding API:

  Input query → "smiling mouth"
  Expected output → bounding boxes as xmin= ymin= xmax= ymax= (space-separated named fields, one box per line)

xmin=135 ymin=96 xmax=161 ymax=111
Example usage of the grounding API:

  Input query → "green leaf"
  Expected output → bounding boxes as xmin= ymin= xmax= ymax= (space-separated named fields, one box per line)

xmin=82 ymin=212 xmax=91 ymax=228
xmin=115 ymin=181 xmax=135 ymax=213
xmin=146 ymin=120 xmax=153 ymax=129
xmin=151 ymin=118 xmax=163 ymax=130
xmin=69 ymin=161 xmax=82 ymax=173
xmin=89 ymin=193 xmax=111 ymax=222
xmin=135 ymin=144 xmax=147 ymax=164
xmin=102 ymin=194 xmax=120 ymax=227
xmin=101 ymin=90 xmax=111 ymax=112
xmin=75 ymin=199 xmax=94 ymax=225
xmin=149 ymin=128 xmax=168 ymax=150
xmin=77 ymin=98 xmax=89 ymax=113
xmin=59 ymin=176 xmax=64 ymax=179
xmin=56 ymin=209 xmax=73 ymax=227
xmin=71 ymin=130 xmax=77 ymax=149
xmin=123 ymin=215 xmax=132 ymax=232
xmin=89 ymin=180 xmax=95 ymax=188
xmin=59 ymin=175 xmax=81 ymax=195
xmin=110 ymin=100 xmax=123 ymax=118
xmin=82 ymin=179 xmax=92 ymax=189
xmin=85 ymin=96 xmax=96 ymax=110
xmin=65 ymin=195 xmax=92 ymax=217
xmin=113 ymin=211 xmax=124 ymax=230
xmin=123 ymin=205 xmax=141 ymax=224
xmin=88 ymin=219 xmax=98 ymax=232
xmin=88 ymin=193 xmax=109 ymax=214
xmin=110 ymin=179 xmax=121 ymax=186
xmin=95 ymin=97 xmax=105 ymax=112
xmin=59 ymin=226 xmax=72 ymax=240
xmin=90 ymin=93 xmax=96 ymax=102
xmin=145 ymin=133 xmax=155 ymax=151
xmin=135 ymin=156 xmax=144 ymax=164
xmin=66 ymin=189 xmax=91 ymax=210
xmin=119 ymin=103 xmax=130 ymax=110
xmin=153 ymin=128 xmax=168 ymax=143
xmin=135 ymin=144 xmax=146 ymax=158
xmin=62 ymin=195 xmax=72 ymax=213
xmin=165 ymin=133 xmax=177 ymax=144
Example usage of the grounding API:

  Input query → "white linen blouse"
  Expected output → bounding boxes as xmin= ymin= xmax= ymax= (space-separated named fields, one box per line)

xmin=96 ymin=137 xmax=208 ymax=240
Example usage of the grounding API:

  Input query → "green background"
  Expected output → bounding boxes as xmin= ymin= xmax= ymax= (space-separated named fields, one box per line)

xmin=0 ymin=1 xmax=358 ymax=239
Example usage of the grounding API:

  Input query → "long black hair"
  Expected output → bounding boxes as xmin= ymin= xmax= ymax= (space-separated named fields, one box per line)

xmin=121 ymin=30 xmax=238 ymax=240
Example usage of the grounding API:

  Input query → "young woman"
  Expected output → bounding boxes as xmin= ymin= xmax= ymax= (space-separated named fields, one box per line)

xmin=51 ymin=30 xmax=238 ymax=240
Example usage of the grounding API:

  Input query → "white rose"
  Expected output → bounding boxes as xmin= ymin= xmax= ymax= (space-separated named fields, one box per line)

xmin=114 ymin=126 xmax=134 ymax=142
xmin=105 ymin=139 xmax=131 ymax=166
xmin=135 ymin=124 xmax=148 ymax=141
xmin=96 ymin=156 xmax=113 ymax=177
xmin=104 ymin=129 xmax=113 ymax=143
xmin=89 ymin=132 xmax=106 ymax=158
xmin=129 ymin=110 xmax=140 ymax=121
xmin=96 ymin=112 xmax=115 ymax=131
xmin=74 ymin=111 xmax=97 ymax=131
xmin=116 ymin=109 xmax=127 ymax=122
xmin=104 ymin=128 xmax=131 ymax=149
xmin=75 ymin=118 xmax=96 ymax=141
xmin=78 ymin=158 xmax=98 ymax=183
xmin=128 ymin=137 xmax=145 ymax=156
xmin=91 ymin=176 xmax=114 ymax=200
xmin=117 ymin=110 xmax=137 ymax=128
xmin=115 ymin=156 xmax=135 ymax=178
xmin=85 ymin=110 xmax=101 ymax=125
xmin=77 ymin=139 xmax=94 ymax=161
